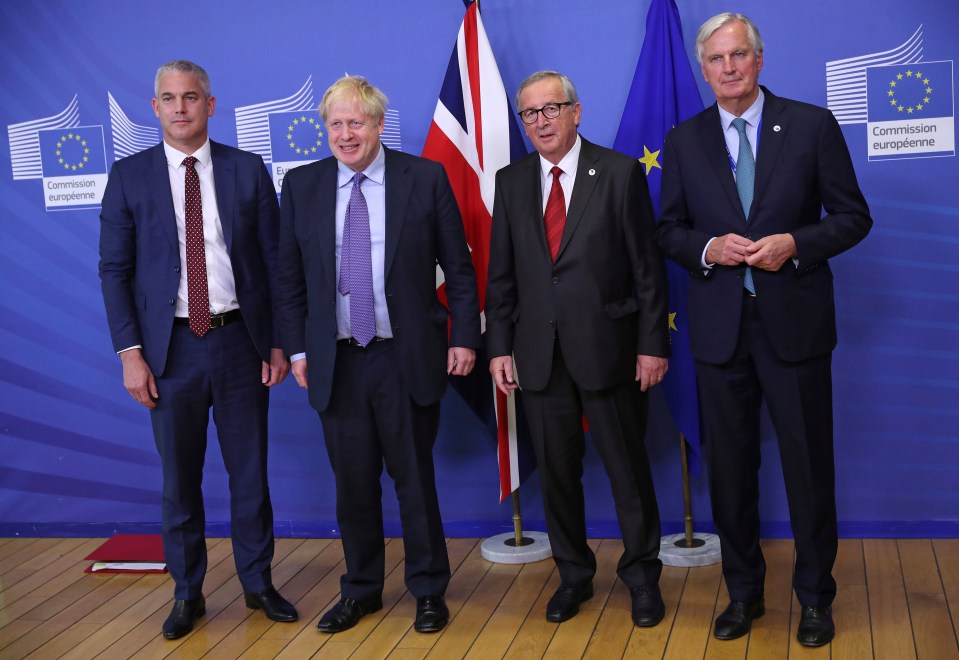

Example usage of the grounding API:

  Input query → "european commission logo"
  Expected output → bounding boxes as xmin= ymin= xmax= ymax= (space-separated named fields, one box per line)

xmin=38 ymin=125 xmax=108 ymax=210
xmin=269 ymin=110 xmax=326 ymax=187
xmin=866 ymin=61 xmax=955 ymax=160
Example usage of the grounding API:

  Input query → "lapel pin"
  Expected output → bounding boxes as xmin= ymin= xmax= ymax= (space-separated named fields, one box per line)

xmin=773 ymin=125 xmax=781 ymax=132
xmin=588 ymin=168 xmax=596 ymax=176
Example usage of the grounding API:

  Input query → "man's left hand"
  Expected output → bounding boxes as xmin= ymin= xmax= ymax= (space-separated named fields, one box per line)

xmin=448 ymin=347 xmax=476 ymax=376
xmin=262 ymin=348 xmax=291 ymax=386
xmin=745 ymin=233 xmax=797 ymax=271
xmin=636 ymin=355 xmax=668 ymax=392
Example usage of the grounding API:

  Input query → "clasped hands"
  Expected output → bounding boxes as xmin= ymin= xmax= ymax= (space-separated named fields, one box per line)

xmin=706 ymin=232 xmax=797 ymax=271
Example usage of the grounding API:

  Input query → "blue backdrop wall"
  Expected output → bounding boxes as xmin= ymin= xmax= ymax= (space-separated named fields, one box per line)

xmin=1 ymin=0 xmax=957 ymax=538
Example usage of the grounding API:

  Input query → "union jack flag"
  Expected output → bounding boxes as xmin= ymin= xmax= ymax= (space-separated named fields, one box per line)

xmin=422 ymin=0 xmax=533 ymax=502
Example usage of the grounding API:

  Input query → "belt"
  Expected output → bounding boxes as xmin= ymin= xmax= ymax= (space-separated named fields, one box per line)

xmin=174 ymin=308 xmax=242 ymax=328
xmin=338 ymin=336 xmax=390 ymax=347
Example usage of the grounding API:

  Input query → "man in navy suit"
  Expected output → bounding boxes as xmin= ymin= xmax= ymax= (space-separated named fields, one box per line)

xmin=276 ymin=76 xmax=479 ymax=634
xmin=656 ymin=14 xmax=871 ymax=647
xmin=99 ymin=60 xmax=297 ymax=640
xmin=485 ymin=71 xmax=670 ymax=628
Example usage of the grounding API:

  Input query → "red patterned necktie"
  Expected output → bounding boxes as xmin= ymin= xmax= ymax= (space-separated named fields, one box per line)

xmin=544 ymin=166 xmax=566 ymax=262
xmin=182 ymin=156 xmax=211 ymax=337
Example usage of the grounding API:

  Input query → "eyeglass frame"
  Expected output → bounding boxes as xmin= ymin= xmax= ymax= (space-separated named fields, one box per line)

xmin=517 ymin=101 xmax=574 ymax=124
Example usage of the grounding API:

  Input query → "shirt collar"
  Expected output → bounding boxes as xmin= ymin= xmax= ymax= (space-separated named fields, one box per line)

xmin=539 ymin=134 xmax=582 ymax=179
xmin=337 ymin=142 xmax=386 ymax=188
xmin=164 ymin=139 xmax=212 ymax=169
xmin=718 ymin=87 xmax=765 ymax=132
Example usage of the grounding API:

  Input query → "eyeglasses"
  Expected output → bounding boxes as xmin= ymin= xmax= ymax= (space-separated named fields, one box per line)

xmin=327 ymin=119 xmax=377 ymax=132
xmin=518 ymin=102 xmax=573 ymax=124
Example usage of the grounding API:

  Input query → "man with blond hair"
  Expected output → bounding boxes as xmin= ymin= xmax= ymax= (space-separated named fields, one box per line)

xmin=276 ymin=76 xmax=479 ymax=634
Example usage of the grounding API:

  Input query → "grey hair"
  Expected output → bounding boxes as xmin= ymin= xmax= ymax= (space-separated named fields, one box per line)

xmin=154 ymin=60 xmax=211 ymax=97
xmin=515 ymin=70 xmax=579 ymax=109
xmin=695 ymin=13 xmax=764 ymax=66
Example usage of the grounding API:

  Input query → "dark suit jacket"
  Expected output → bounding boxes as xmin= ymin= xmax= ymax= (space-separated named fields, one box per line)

xmin=276 ymin=146 xmax=480 ymax=412
xmin=655 ymin=88 xmax=872 ymax=365
xmin=485 ymin=138 xmax=670 ymax=392
xmin=99 ymin=141 xmax=281 ymax=375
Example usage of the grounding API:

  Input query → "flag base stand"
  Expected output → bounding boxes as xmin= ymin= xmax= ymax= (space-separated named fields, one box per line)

xmin=481 ymin=531 xmax=551 ymax=564
xmin=481 ymin=492 xmax=552 ymax=564
xmin=659 ymin=532 xmax=721 ymax=567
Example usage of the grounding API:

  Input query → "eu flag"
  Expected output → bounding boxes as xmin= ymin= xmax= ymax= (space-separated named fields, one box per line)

xmin=866 ymin=60 xmax=954 ymax=123
xmin=39 ymin=126 xmax=107 ymax=177
xmin=268 ymin=110 xmax=325 ymax=162
xmin=613 ymin=0 xmax=704 ymax=474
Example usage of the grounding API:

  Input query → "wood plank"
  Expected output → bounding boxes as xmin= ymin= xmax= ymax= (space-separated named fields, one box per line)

xmin=0 ymin=538 xmax=62 ymax=580
xmin=665 ymin=561 xmax=722 ymax=659
xmin=934 ymin=539 xmax=959 ymax=647
xmin=831 ymin=539 xmax=875 ymax=658
xmin=0 ymin=538 xmax=88 ymax=595
xmin=899 ymin=539 xmax=959 ymax=660
xmin=749 ymin=539 xmax=796 ymax=658
xmin=864 ymin=538 xmax=917 ymax=660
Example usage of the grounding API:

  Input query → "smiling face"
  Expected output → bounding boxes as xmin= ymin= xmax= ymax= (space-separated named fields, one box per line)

xmin=518 ymin=77 xmax=581 ymax=165
xmin=700 ymin=20 xmax=763 ymax=116
xmin=152 ymin=71 xmax=215 ymax=154
xmin=324 ymin=94 xmax=385 ymax=172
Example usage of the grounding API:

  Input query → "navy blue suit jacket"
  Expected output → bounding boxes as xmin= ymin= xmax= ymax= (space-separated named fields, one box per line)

xmin=276 ymin=146 xmax=480 ymax=411
xmin=656 ymin=89 xmax=872 ymax=364
xmin=99 ymin=141 xmax=281 ymax=375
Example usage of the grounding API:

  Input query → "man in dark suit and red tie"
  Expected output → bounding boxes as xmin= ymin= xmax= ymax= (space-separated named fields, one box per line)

xmin=99 ymin=60 xmax=297 ymax=640
xmin=485 ymin=70 xmax=670 ymax=628
xmin=655 ymin=13 xmax=872 ymax=647
xmin=276 ymin=76 xmax=480 ymax=634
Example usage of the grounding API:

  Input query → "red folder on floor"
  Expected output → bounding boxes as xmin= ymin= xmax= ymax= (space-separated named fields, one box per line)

xmin=84 ymin=534 xmax=167 ymax=574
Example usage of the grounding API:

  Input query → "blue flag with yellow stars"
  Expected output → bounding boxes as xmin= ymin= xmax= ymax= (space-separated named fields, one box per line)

xmin=39 ymin=126 xmax=107 ymax=176
xmin=613 ymin=0 xmax=705 ymax=474
xmin=269 ymin=110 xmax=325 ymax=162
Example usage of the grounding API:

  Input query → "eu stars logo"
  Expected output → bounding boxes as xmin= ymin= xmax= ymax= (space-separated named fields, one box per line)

xmin=866 ymin=61 xmax=954 ymax=161
xmin=38 ymin=125 xmax=108 ymax=211
xmin=269 ymin=110 xmax=326 ymax=190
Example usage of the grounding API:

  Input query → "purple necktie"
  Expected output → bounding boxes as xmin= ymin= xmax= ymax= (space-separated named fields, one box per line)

xmin=338 ymin=173 xmax=375 ymax=346
xmin=182 ymin=156 xmax=211 ymax=337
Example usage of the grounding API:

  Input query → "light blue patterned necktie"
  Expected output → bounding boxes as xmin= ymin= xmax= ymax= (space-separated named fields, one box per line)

xmin=338 ymin=173 xmax=375 ymax=346
xmin=732 ymin=117 xmax=756 ymax=295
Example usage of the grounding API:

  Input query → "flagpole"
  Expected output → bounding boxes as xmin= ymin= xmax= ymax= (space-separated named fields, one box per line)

xmin=658 ymin=432 xmax=721 ymax=566
xmin=676 ymin=432 xmax=703 ymax=549
xmin=510 ymin=491 xmax=528 ymax=547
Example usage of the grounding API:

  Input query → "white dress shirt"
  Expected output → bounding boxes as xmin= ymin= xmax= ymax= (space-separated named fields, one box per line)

xmin=538 ymin=135 xmax=582 ymax=215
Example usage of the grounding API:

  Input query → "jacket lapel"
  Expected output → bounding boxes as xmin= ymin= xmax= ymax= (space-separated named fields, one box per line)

xmin=383 ymin=146 xmax=410 ymax=278
xmin=752 ymin=88 xmax=786 ymax=223
xmin=150 ymin=144 xmax=179 ymax=250
xmin=557 ymin=138 xmax=598 ymax=260
xmin=210 ymin=141 xmax=235 ymax=250
xmin=314 ymin=159 xmax=338 ymax=286
xmin=699 ymin=105 xmax=746 ymax=221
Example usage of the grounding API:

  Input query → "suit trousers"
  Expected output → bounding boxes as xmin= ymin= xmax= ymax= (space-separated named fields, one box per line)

xmin=150 ymin=320 xmax=274 ymax=600
xmin=319 ymin=339 xmax=450 ymax=601
xmin=696 ymin=294 xmax=837 ymax=607
xmin=522 ymin=339 xmax=662 ymax=589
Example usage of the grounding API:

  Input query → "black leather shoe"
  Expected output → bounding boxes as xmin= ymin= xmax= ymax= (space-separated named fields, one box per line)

xmin=414 ymin=595 xmax=449 ymax=633
xmin=629 ymin=584 xmax=665 ymax=627
xmin=317 ymin=596 xmax=384 ymax=633
xmin=244 ymin=586 xmax=298 ymax=622
xmin=797 ymin=605 xmax=834 ymax=647
xmin=162 ymin=596 xmax=206 ymax=640
xmin=546 ymin=582 xmax=594 ymax=623
xmin=714 ymin=599 xmax=765 ymax=640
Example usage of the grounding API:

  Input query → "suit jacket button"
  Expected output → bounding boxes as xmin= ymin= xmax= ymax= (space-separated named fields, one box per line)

xmin=547 ymin=320 xmax=555 ymax=327
xmin=169 ymin=299 xmax=175 ymax=305
xmin=551 ymin=276 xmax=559 ymax=284
xmin=174 ymin=265 xmax=180 ymax=272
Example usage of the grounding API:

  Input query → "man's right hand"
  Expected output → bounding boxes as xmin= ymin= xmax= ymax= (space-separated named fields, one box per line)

xmin=120 ymin=348 xmax=158 ymax=409
xmin=490 ymin=356 xmax=519 ymax=396
xmin=291 ymin=358 xmax=308 ymax=389
xmin=706 ymin=233 xmax=753 ymax=266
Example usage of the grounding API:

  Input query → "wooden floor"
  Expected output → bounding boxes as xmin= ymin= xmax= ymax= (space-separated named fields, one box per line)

xmin=1 ymin=537 xmax=958 ymax=659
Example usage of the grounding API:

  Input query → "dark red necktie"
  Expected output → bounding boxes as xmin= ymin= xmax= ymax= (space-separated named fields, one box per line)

xmin=183 ymin=156 xmax=211 ymax=337
xmin=544 ymin=166 xmax=566 ymax=262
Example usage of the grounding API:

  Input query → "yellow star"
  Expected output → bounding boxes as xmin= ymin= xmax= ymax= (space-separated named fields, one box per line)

xmin=896 ymin=73 xmax=903 ymax=80
xmin=890 ymin=99 xmax=897 ymax=106
xmin=907 ymin=107 xmax=914 ymax=114
xmin=289 ymin=141 xmax=295 ymax=148
xmin=300 ymin=115 xmax=307 ymax=122
xmin=295 ymin=147 xmax=302 ymax=154
xmin=926 ymin=86 xmax=933 ymax=94
xmin=924 ymin=96 xmax=930 ymax=103
xmin=78 ymin=162 xmax=84 ymax=169
xmin=638 ymin=145 xmax=661 ymax=175
xmin=63 ymin=163 xmax=69 ymax=169
xmin=890 ymin=80 xmax=897 ymax=88
xmin=915 ymin=71 xmax=922 ymax=78
xmin=917 ymin=103 xmax=924 ymax=111
xmin=887 ymin=90 xmax=894 ymax=97
xmin=897 ymin=105 xmax=904 ymax=112
xmin=311 ymin=146 xmax=317 ymax=152
xmin=906 ymin=70 xmax=913 ymax=77
xmin=316 ymin=139 xmax=322 ymax=146
xmin=923 ymin=78 xmax=929 ymax=85
xmin=287 ymin=133 xmax=293 ymax=140
xmin=308 ymin=117 xmax=315 ymax=124
xmin=287 ymin=124 xmax=294 ymax=131
xmin=71 ymin=164 xmax=77 ymax=170
xmin=293 ymin=118 xmax=299 ymax=125
xmin=81 ymin=140 xmax=87 ymax=146
xmin=668 ymin=312 xmax=677 ymax=332
xmin=68 ymin=132 xmax=74 ymax=139
xmin=56 ymin=141 xmax=63 ymax=148
xmin=58 ymin=157 xmax=63 ymax=164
